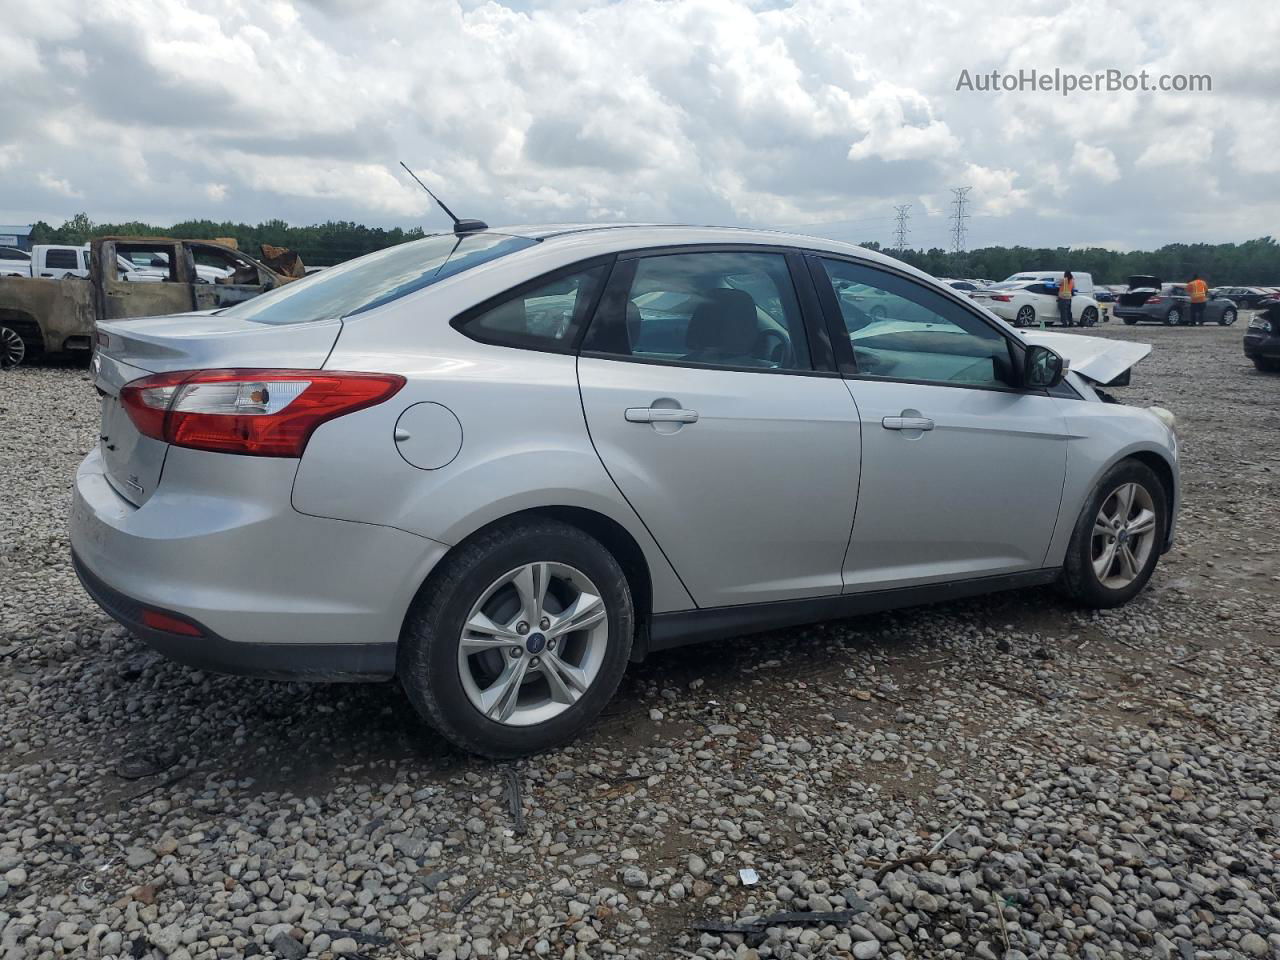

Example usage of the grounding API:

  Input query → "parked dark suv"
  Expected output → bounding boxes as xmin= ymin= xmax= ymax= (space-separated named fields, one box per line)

xmin=1245 ymin=300 xmax=1280 ymax=371
xmin=1115 ymin=277 xmax=1238 ymax=326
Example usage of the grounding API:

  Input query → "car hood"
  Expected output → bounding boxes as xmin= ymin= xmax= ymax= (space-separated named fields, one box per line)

xmin=1018 ymin=330 xmax=1152 ymax=386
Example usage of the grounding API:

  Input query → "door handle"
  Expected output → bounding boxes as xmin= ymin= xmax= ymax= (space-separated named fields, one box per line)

xmin=882 ymin=416 xmax=934 ymax=431
xmin=625 ymin=407 xmax=699 ymax=424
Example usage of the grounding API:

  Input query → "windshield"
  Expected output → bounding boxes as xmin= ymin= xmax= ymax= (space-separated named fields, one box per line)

xmin=221 ymin=232 xmax=538 ymax=325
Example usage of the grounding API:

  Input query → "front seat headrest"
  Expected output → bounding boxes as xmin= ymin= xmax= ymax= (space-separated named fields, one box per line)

xmin=686 ymin=288 xmax=757 ymax=355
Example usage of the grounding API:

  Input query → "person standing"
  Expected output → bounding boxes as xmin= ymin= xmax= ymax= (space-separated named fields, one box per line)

xmin=1187 ymin=274 xmax=1208 ymax=325
xmin=1057 ymin=271 xmax=1075 ymax=327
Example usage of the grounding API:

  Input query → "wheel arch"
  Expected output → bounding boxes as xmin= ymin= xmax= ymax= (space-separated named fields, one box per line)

xmin=401 ymin=505 xmax=661 ymax=663
xmin=1125 ymin=449 xmax=1177 ymax=550
xmin=0 ymin=308 xmax=47 ymax=353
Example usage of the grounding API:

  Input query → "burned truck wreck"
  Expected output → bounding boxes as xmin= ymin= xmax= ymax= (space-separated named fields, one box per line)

xmin=0 ymin=237 xmax=291 ymax=368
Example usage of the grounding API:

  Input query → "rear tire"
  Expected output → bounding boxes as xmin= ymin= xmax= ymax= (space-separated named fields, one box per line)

xmin=1015 ymin=305 xmax=1035 ymax=328
xmin=398 ymin=518 xmax=634 ymax=758
xmin=1061 ymin=460 xmax=1168 ymax=609
xmin=1254 ymin=357 xmax=1280 ymax=372
xmin=0 ymin=325 xmax=25 ymax=368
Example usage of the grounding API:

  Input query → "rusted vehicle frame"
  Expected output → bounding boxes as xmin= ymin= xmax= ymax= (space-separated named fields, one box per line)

xmin=0 ymin=238 xmax=286 ymax=360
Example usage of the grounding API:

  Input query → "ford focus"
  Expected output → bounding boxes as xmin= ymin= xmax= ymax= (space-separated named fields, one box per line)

xmin=71 ymin=225 xmax=1179 ymax=756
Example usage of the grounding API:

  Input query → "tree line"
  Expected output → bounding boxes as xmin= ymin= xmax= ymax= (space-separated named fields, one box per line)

xmin=28 ymin=214 xmax=427 ymax=268
xmin=859 ymin=237 xmax=1280 ymax=286
xmin=28 ymin=213 xmax=1280 ymax=285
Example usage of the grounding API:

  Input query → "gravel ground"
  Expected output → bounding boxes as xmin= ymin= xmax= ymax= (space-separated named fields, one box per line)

xmin=1 ymin=321 xmax=1277 ymax=960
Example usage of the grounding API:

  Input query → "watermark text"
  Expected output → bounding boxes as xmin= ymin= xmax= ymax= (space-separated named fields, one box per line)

xmin=956 ymin=68 xmax=1211 ymax=96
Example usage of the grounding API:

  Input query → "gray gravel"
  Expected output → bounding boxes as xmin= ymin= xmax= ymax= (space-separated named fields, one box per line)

xmin=1 ymin=323 xmax=1278 ymax=960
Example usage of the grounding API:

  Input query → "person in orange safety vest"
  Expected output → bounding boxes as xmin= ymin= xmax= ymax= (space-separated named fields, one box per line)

xmin=1057 ymin=271 xmax=1075 ymax=327
xmin=1187 ymin=274 xmax=1208 ymax=325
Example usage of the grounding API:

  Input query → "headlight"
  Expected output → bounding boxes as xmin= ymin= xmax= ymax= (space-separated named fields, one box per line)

xmin=1249 ymin=316 xmax=1273 ymax=332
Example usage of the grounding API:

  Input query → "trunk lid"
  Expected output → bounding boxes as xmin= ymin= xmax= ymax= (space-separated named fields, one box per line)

xmin=92 ymin=313 xmax=342 ymax=505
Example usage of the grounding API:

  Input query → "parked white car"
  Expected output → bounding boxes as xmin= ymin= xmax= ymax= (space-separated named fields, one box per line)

xmin=1004 ymin=270 xmax=1095 ymax=298
xmin=974 ymin=280 xmax=1101 ymax=327
xmin=0 ymin=246 xmax=31 ymax=277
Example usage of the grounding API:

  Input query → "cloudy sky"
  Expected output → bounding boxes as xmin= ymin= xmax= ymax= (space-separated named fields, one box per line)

xmin=1 ymin=0 xmax=1275 ymax=250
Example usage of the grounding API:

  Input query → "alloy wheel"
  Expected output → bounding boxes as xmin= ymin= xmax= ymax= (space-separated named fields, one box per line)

xmin=457 ymin=562 xmax=609 ymax=726
xmin=1091 ymin=482 xmax=1157 ymax=589
xmin=1016 ymin=306 xmax=1035 ymax=327
xmin=0 ymin=326 xmax=25 ymax=368
xmin=1220 ymin=309 xmax=1236 ymax=326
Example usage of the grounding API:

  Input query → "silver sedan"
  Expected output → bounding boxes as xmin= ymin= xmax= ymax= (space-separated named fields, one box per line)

xmin=71 ymin=224 xmax=1179 ymax=756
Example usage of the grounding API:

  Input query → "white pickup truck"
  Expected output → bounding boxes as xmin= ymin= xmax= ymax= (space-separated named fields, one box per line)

xmin=11 ymin=244 xmax=233 ymax=283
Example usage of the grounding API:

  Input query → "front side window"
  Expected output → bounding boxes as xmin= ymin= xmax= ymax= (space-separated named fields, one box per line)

xmin=819 ymin=258 xmax=1012 ymax=387
xmin=454 ymin=264 xmax=607 ymax=352
xmin=583 ymin=251 xmax=811 ymax=371
xmin=221 ymin=232 xmax=538 ymax=325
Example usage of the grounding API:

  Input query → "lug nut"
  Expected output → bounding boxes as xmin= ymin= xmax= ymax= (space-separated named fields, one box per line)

xmin=510 ymin=647 xmax=523 ymax=658
xmin=530 ymin=657 xmax=540 ymax=667
xmin=516 ymin=621 xmax=530 ymax=635
xmin=539 ymin=617 xmax=550 ymax=630
xmin=547 ymin=638 xmax=557 ymax=651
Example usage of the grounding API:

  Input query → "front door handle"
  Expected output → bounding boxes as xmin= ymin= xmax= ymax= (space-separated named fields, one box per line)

xmin=625 ymin=407 xmax=699 ymax=424
xmin=882 ymin=416 xmax=934 ymax=431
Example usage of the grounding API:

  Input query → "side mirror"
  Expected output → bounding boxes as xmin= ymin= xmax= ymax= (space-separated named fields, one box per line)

xmin=1024 ymin=344 xmax=1065 ymax=389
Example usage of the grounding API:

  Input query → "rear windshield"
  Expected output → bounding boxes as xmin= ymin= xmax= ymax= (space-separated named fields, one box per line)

xmin=222 ymin=232 xmax=538 ymax=325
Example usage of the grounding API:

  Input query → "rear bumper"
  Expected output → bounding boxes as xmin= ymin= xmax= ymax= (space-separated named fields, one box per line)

xmin=69 ymin=445 xmax=448 ymax=680
xmin=72 ymin=552 xmax=396 ymax=680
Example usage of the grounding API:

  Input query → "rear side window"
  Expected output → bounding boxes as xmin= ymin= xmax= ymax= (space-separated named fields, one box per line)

xmin=221 ymin=233 xmax=538 ymax=325
xmin=453 ymin=263 xmax=608 ymax=353
xmin=45 ymin=249 xmax=79 ymax=270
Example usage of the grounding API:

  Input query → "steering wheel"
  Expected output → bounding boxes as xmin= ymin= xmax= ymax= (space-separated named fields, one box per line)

xmin=753 ymin=328 xmax=793 ymax=367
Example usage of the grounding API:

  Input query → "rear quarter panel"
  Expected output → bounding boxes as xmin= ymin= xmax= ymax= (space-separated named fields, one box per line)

xmin=293 ymin=264 xmax=695 ymax=614
xmin=0 ymin=274 xmax=94 ymax=351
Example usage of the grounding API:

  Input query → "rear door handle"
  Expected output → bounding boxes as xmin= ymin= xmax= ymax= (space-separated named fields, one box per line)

xmin=882 ymin=416 xmax=934 ymax=431
xmin=625 ymin=407 xmax=699 ymax=424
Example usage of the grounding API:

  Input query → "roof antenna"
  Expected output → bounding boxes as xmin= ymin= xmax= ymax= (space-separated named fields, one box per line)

xmin=399 ymin=161 xmax=488 ymax=235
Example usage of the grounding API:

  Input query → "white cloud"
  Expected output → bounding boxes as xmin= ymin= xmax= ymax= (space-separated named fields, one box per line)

xmin=1071 ymin=143 xmax=1120 ymax=183
xmin=0 ymin=0 xmax=1275 ymax=249
xmin=37 ymin=172 xmax=81 ymax=198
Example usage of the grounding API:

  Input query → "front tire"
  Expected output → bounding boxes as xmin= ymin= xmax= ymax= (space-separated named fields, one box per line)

xmin=1254 ymin=357 xmax=1280 ymax=372
xmin=1219 ymin=309 xmax=1236 ymax=326
xmin=1061 ymin=460 xmax=1168 ymax=609
xmin=398 ymin=518 xmax=634 ymax=757
xmin=1164 ymin=308 xmax=1181 ymax=326
xmin=1082 ymin=307 xmax=1098 ymax=327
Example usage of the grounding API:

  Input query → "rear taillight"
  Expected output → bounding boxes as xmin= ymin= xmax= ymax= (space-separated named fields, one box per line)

xmin=120 ymin=369 xmax=406 ymax=457
xmin=1145 ymin=296 xmax=1164 ymax=304
xmin=991 ymin=294 xmax=1013 ymax=302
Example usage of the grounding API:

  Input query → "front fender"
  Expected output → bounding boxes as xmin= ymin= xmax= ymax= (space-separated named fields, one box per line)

xmin=1044 ymin=401 xmax=1179 ymax=567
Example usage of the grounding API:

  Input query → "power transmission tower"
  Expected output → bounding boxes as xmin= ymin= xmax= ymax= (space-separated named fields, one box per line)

xmin=892 ymin=204 xmax=911 ymax=252
xmin=949 ymin=187 xmax=972 ymax=254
